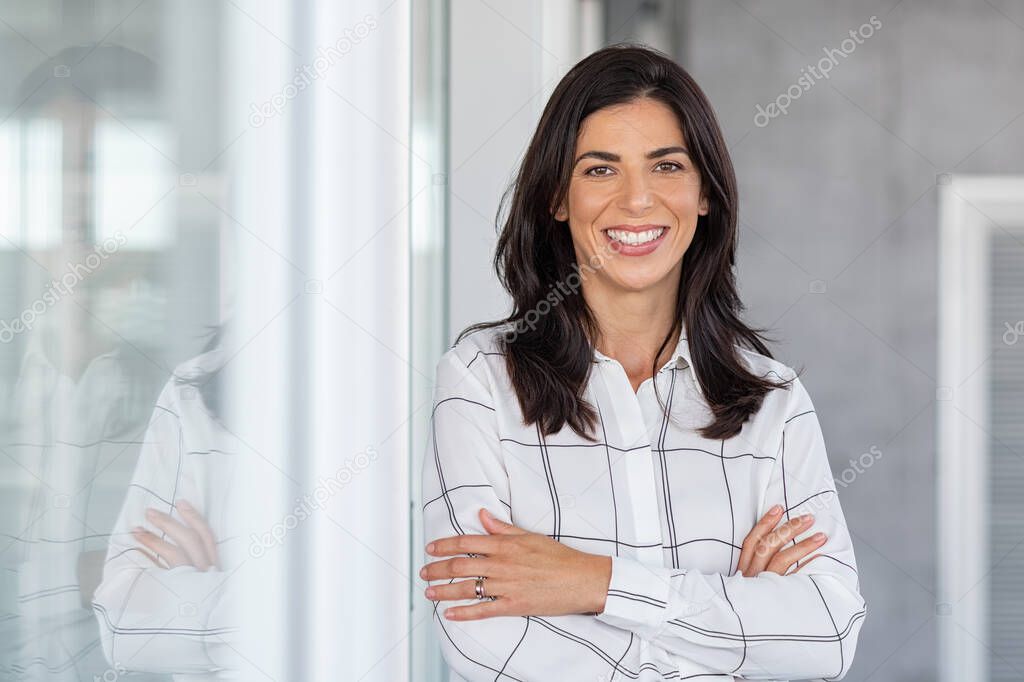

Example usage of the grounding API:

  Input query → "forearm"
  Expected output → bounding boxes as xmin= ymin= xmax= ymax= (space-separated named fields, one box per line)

xmin=92 ymin=559 xmax=237 ymax=673
xmin=596 ymin=555 xmax=866 ymax=680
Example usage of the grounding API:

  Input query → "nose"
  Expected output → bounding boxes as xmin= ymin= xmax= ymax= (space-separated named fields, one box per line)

xmin=617 ymin=171 xmax=654 ymax=214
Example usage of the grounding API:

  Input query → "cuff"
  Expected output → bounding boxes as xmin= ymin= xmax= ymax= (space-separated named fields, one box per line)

xmin=595 ymin=556 xmax=716 ymax=639
xmin=595 ymin=556 xmax=673 ymax=638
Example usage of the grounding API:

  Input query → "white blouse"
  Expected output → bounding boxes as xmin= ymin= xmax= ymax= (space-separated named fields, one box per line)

xmin=92 ymin=348 xmax=239 ymax=680
xmin=421 ymin=324 xmax=866 ymax=681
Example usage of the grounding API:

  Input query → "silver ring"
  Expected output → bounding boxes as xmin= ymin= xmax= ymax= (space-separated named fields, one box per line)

xmin=475 ymin=576 xmax=486 ymax=599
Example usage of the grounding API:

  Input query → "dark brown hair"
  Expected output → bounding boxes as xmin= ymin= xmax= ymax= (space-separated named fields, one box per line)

xmin=457 ymin=43 xmax=794 ymax=441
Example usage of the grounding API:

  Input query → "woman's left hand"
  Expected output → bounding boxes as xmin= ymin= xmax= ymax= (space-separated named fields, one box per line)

xmin=421 ymin=508 xmax=612 ymax=621
xmin=133 ymin=500 xmax=220 ymax=571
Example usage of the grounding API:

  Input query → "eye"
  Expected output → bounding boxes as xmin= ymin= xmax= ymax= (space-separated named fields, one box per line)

xmin=655 ymin=161 xmax=684 ymax=172
xmin=584 ymin=166 xmax=612 ymax=177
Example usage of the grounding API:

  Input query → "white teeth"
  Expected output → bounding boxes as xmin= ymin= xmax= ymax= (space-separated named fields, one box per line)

xmin=605 ymin=227 xmax=665 ymax=246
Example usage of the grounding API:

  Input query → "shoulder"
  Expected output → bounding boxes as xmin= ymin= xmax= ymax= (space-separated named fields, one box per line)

xmin=171 ymin=345 xmax=227 ymax=382
xmin=440 ymin=323 xmax=510 ymax=373
xmin=447 ymin=323 xmax=509 ymax=367
xmin=150 ymin=348 xmax=227 ymax=422
xmin=734 ymin=345 xmax=814 ymax=418
xmin=735 ymin=344 xmax=797 ymax=385
xmin=433 ymin=323 xmax=513 ymax=397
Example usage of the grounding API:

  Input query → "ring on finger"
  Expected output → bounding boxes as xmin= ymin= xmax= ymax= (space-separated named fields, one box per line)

xmin=474 ymin=577 xmax=498 ymax=601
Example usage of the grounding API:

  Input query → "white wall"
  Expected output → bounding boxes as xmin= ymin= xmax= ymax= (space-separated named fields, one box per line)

xmin=446 ymin=0 xmax=599 ymax=342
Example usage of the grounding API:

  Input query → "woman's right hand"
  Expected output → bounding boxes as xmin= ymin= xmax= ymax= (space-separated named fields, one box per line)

xmin=735 ymin=504 xmax=827 ymax=577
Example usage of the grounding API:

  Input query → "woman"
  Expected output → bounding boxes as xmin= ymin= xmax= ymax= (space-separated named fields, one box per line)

xmin=92 ymin=327 xmax=241 ymax=679
xmin=420 ymin=43 xmax=866 ymax=680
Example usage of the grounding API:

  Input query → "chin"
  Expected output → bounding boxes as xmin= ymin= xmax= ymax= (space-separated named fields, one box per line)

xmin=608 ymin=271 xmax=666 ymax=293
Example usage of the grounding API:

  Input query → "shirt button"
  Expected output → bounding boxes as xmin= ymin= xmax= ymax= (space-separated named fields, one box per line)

xmin=675 ymin=357 xmax=689 ymax=370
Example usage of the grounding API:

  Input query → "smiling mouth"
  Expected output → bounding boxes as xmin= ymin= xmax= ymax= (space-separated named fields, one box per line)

xmin=603 ymin=226 xmax=667 ymax=246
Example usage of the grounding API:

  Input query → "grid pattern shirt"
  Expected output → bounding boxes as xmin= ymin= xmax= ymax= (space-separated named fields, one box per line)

xmin=421 ymin=324 xmax=866 ymax=681
xmin=92 ymin=348 xmax=240 ymax=680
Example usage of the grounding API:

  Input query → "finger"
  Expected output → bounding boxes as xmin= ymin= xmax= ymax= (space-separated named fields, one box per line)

xmin=420 ymin=556 xmax=490 ymax=582
xmin=479 ymin=508 xmax=527 ymax=535
xmin=762 ymin=531 xmax=825 ymax=576
xmin=424 ymin=578 xmax=477 ymax=603
xmin=128 ymin=544 xmax=162 ymax=568
xmin=145 ymin=508 xmax=213 ymax=570
xmin=746 ymin=514 xmax=813 ymax=575
xmin=746 ymin=514 xmax=814 ymax=575
xmin=787 ymin=552 xmax=825 ymax=574
xmin=426 ymin=533 xmax=505 ymax=559
xmin=765 ymin=514 xmax=815 ymax=547
xmin=771 ymin=537 xmax=828 ymax=575
xmin=425 ymin=577 xmax=504 ymax=603
xmin=443 ymin=596 xmax=508 ymax=621
xmin=176 ymin=500 xmax=219 ymax=570
xmin=737 ymin=504 xmax=784 ymax=575
xmin=133 ymin=528 xmax=189 ymax=568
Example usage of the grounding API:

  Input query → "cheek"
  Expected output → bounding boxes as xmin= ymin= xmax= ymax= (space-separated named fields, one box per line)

xmin=677 ymin=205 xmax=702 ymax=226
xmin=565 ymin=187 xmax=608 ymax=245
xmin=567 ymin=184 xmax=607 ymax=223
xmin=669 ymin=185 xmax=704 ymax=217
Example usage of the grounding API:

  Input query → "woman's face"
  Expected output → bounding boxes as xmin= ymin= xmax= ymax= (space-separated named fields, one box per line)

xmin=554 ymin=97 xmax=707 ymax=293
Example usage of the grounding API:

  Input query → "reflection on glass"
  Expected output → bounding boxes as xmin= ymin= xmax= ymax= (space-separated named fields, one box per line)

xmin=23 ymin=118 xmax=63 ymax=251
xmin=92 ymin=327 xmax=240 ymax=678
xmin=0 ymin=9 xmax=228 ymax=678
xmin=93 ymin=119 xmax=175 ymax=250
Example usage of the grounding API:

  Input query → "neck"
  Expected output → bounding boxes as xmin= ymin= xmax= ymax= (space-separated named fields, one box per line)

xmin=583 ymin=273 xmax=681 ymax=373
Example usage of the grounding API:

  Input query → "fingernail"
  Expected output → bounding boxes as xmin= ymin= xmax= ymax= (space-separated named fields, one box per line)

xmin=813 ymin=532 xmax=826 ymax=542
xmin=444 ymin=609 xmax=454 ymax=619
xmin=419 ymin=566 xmax=427 ymax=579
xmin=425 ymin=542 xmax=435 ymax=554
xmin=145 ymin=508 xmax=156 ymax=519
xmin=769 ymin=504 xmax=782 ymax=514
xmin=801 ymin=513 xmax=814 ymax=523
xmin=177 ymin=500 xmax=192 ymax=511
xmin=132 ymin=526 xmax=145 ymax=534
xmin=425 ymin=587 xmax=435 ymax=599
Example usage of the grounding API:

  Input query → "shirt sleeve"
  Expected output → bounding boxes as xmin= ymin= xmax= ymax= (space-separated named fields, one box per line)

xmin=595 ymin=374 xmax=868 ymax=680
xmin=422 ymin=347 xmax=659 ymax=681
xmin=91 ymin=381 xmax=237 ymax=675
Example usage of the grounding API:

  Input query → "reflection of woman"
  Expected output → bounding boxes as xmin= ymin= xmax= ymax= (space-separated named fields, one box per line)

xmin=92 ymin=327 xmax=240 ymax=680
xmin=421 ymin=44 xmax=866 ymax=680
xmin=0 ymin=43 xmax=193 ymax=682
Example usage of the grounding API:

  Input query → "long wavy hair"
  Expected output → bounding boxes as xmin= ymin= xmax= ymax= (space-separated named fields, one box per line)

xmin=457 ymin=43 xmax=796 ymax=441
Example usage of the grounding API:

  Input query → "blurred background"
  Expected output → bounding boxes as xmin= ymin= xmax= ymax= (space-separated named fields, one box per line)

xmin=0 ymin=0 xmax=1022 ymax=680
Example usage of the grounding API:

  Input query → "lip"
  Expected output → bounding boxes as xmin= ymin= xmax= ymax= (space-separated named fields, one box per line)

xmin=603 ymin=223 xmax=666 ymax=233
xmin=602 ymin=224 xmax=669 ymax=257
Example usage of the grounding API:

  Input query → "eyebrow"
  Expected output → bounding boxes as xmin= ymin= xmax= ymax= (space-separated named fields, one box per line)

xmin=573 ymin=146 xmax=690 ymax=166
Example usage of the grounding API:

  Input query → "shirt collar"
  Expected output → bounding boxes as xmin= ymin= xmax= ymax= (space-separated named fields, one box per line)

xmin=592 ymin=328 xmax=692 ymax=373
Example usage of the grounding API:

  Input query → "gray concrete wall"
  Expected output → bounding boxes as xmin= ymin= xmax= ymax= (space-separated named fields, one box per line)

xmin=607 ymin=0 xmax=1024 ymax=679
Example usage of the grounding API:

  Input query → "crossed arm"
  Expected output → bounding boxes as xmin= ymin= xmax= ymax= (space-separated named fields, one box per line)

xmin=420 ymin=348 xmax=867 ymax=680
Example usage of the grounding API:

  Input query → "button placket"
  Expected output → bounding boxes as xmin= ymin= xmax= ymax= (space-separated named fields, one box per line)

xmin=594 ymin=361 xmax=665 ymax=567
